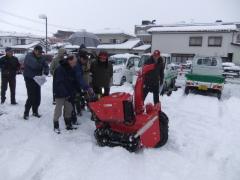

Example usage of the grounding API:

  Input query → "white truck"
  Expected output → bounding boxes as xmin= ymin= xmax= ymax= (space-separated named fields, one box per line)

xmin=109 ymin=53 xmax=140 ymax=85
xmin=185 ymin=56 xmax=224 ymax=99
xmin=132 ymin=53 xmax=178 ymax=95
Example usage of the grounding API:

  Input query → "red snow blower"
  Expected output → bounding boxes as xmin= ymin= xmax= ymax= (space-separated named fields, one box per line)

xmin=89 ymin=64 xmax=169 ymax=152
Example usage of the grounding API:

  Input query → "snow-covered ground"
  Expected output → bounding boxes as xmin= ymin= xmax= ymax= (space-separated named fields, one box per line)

xmin=0 ymin=75 xmax=240 ymax=180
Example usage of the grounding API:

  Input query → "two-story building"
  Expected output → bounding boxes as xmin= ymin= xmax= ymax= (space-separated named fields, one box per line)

xmin=148 ymin=24 xmax=240 ymax=65
xmin=0 ymin=31 xmax=43 ymax=48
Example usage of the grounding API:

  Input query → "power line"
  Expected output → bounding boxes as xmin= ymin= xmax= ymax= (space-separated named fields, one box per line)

xmin=0 ymin=18 xmax=55 ymax=34
xmin=0 ymin=9 xmax=82 ymax=32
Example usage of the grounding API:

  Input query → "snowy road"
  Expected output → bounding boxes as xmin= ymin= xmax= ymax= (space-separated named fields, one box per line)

xmin=0 ymin=75 xmax=240 ymax=180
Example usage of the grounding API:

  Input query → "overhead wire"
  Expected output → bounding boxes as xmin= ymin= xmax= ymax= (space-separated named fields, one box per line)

xmin=0 ymin=9 xmax=82 ymax=32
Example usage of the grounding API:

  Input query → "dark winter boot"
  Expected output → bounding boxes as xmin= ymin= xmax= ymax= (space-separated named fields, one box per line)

xmin=64 ymin=118 xmax=77 ymax=130
xmin=33 ymin=112 xmax=42 ymax=118
xmin=23 ymin=113 xmax=29 ymax=120
xmin=54 ymin=121 xmax=61 ymax=134
xmin=1 ymin=97 xmax=6 ymax=104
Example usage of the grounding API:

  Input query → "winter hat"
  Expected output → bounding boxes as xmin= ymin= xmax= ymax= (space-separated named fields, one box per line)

xmin=98 ymin=51 xmax=108 ymax=60
xmin=58 ymin=48 xmax=66 ymax=57
xmin=79 ymin=50 xmax=88 ymax=60
xmin=153 ymin=50 xmax=160 ymax=57
xmin=34 ymin=45 xmax=44 ymax=53
xmin=5 ymin=47 xmax=13 ymax=52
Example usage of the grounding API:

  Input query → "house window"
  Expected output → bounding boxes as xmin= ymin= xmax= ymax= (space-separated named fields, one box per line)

xmin=9 ymin=39 xmax=11 ymax=43
xmin=20 ymin=39 xmax=26 ymax=45
xmin=110 ymin=39 xmax=117 ymax=44
xmin=5 ymin=39 xmax=7 ymax=43
xmin=189 ymin=37 xmax=202 ymax=46
xmin=197 ymin=57 xmax=217 ymax=66
xmin=208 ymin=36 xmax=222 ymax=47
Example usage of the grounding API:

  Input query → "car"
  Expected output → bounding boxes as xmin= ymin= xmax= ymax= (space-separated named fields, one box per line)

xmin=185 ymin=56 xmax=224 ymax=99
xmin=132 ymin=53 xmax=178 ymax=95
xmin=109 ymin=53 xmax=140 ymax=85
xmin=222 ymin=62 xmax=240 ymax=78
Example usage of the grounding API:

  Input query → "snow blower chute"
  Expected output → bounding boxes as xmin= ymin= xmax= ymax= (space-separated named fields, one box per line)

xmin=89 ymin=64 xmax=169 ymax=152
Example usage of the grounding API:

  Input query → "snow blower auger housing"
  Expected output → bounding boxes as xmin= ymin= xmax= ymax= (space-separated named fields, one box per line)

xmin=89 ymin=64 xmax=169 ymax=152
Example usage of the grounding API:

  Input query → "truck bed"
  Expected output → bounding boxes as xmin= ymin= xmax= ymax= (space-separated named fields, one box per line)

xmin=185 ymin=73 xmax=225 ymax=84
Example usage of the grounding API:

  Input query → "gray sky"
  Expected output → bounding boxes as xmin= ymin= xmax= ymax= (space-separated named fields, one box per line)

xmin=0 ymin=0 xmax=239 ymax=36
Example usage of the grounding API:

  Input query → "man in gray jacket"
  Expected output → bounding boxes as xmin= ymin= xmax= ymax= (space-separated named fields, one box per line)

xmin=23 ymin=45 xmax=49 ymax=120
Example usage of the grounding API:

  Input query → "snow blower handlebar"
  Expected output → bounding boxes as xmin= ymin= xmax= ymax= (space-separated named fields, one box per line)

xmin=134 ymin=64 xmax=156 ymax=115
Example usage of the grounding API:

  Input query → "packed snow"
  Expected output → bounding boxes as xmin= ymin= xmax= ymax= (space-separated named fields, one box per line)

xmin=0 ymin=75 xmax=240 ymax=180
xmin=148 ymin=24 xmax=238 ymax=33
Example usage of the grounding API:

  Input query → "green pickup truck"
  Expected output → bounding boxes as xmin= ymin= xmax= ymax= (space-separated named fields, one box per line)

xmin=185 ymin=56 xmax=225 ymax=99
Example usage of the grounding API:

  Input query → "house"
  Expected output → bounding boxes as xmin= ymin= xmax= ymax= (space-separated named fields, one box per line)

xmin=97 ymin=38 xmax=150 ymax=55
xmin=148 ymin=24 xmax=240 ymax=65
xmin=0 ymin=31 xmax=43 ymax=48
xmin=135 ymin=20 xmax=162 ymax=44
xmin=10 ymin=41 xmax=44 ymax=54
xmin=94 ymin=28 xmax=135 ymax=44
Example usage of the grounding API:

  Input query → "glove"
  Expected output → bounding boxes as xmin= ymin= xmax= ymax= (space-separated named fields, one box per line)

xmin=86 ymin=88 xmax=97 ymax=102
xmin=87 ymin=88 xmax=95 ymax=97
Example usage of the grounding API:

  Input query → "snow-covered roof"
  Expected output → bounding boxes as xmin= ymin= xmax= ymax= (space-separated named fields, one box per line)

xmin=97 ymin=38 xmax=142 ymax=50
xmin=148 ymin=24 xmax=238 ymax=33
xmin=11 ymin=41 xmax=41 ymax=49
xmin=110 ymin=53 xmax=139 ymax=59
xmin=0 ymin=31 xmax=43 ymax=38
xmin=133 ymin=44 xmax=151 ymax=51
xmin=93 ymin=28 xmax=135 ymax=37
xmin=64 ymin=44 xmax=80 ymax=49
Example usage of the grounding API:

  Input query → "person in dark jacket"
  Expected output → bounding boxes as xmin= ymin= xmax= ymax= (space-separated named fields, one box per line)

xmin=143 ymin=50 xmax=165 ymax=104
xmin=50 ymin=48 xmax=66 ymax=104
xmin=23 ymin=45 xmax=49 ymax=120
xmin=90 ymin=51 xmax=113 ymax=97
xmin=0 ymin=47 xmax=20 ymax=104
xmin=74 ymin=50 xmax=91 ymax=116
xmin=53 ymin=54 xmax=88 ymax=133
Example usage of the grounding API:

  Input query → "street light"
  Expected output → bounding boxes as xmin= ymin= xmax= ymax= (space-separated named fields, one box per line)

xmin=39 ymin=14 xmax=48 ymax=54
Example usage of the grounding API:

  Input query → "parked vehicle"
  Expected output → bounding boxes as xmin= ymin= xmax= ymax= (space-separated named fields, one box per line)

xmin=185 ymin=56 xmax=224 ymax=99
xmin=109 ymin=53 xmax=140 ymax=85
xmin=132 ymin=53 xmax=178 ymax=95
xmin=222 ymin=62 xmax=240 ymax=78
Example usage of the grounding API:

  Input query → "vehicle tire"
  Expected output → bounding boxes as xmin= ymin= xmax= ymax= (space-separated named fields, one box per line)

xmin=120 ymin=76 xmax=126 ymax=85
xmin=167 ymin=91 xmax=172 ymax=96
xmin=155 ymin=111 xmax=169 ymax=148
xmin=160 ymin=82 xmax=167 ymax=96
xmin=217 ymin=91 xmax=222 ymax=100
xmin=184 ymin=86 xmax=190 ymax=95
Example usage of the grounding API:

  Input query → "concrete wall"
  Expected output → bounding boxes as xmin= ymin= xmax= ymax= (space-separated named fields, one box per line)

xmin=151 ymin=31 xmax=240 ymax=64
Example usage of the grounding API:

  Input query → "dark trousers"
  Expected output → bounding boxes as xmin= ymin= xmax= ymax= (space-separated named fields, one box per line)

xmin=24 ymin=77 xmax=41 ymax=115
xmin=1 ymin=76 xmax=16 ymax=103
xmin=143 ymin=85 xmax=160 ymax=104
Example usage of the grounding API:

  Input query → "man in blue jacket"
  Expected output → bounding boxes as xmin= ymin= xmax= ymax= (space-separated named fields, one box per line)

xmin=23 ymin=45 xmax=49 ymax=120
xmin=53 ymin=54 xmax=92 ymax=133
